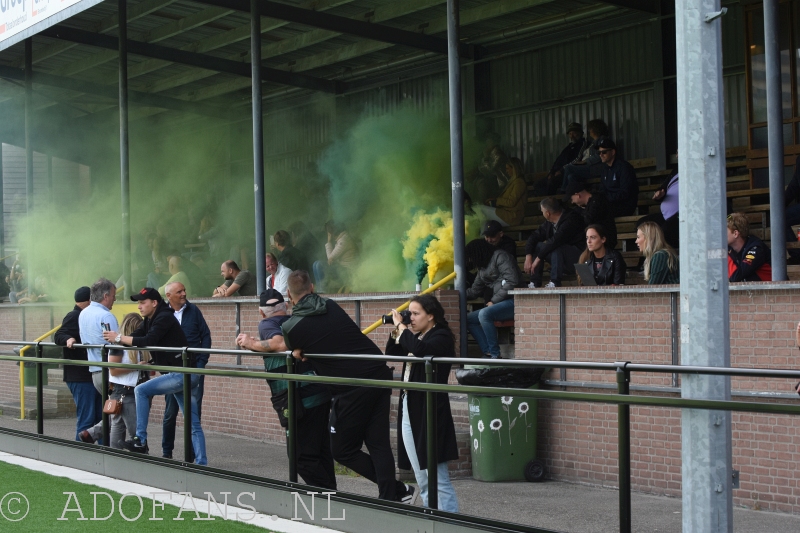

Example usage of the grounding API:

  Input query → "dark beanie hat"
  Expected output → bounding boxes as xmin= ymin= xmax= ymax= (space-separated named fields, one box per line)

xmin=74 ymin=286 xmax=91 ymax=303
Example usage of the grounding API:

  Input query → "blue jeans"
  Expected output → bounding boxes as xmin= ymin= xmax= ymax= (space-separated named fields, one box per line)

xmin=467 ymin=299 xmax=515 ymax=358
xmin=67 ymin=381 xmax=102 ymax=442
xmin=162 ymin=359 xmax=206 ymax=457
xmin=134 ymin=372 xmax=207 ymax=465
xmin=401 ymin=396 xmax=459 ymax=512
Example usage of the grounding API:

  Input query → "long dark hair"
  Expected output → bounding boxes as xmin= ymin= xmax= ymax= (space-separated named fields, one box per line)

xmin=578 ymin=224 xmax=609 ymax=264
xmin=409 ymin=294 xmax=454 ymax=341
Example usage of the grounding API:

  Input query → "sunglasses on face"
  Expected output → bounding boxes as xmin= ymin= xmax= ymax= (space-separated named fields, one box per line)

xmin=598 ymin=149 xmax=611 ymax=155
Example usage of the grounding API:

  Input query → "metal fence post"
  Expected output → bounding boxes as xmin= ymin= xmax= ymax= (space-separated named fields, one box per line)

xmin=425 ymin=357 xmax=438 ymax=510
xmin=616 ymin=362 xmax=631 ymax=533
xmin=101 ymin=346 xmax=110 ymax=447
xmin=559 ymin=294 xmax=567 ymax=383
xmin=182 ymin=348 xmax=192 ymax=463
xmin=286 ymin=352 xmax=298 ymax=483
xmin=35 ymin=343 xmax=43 ymax=435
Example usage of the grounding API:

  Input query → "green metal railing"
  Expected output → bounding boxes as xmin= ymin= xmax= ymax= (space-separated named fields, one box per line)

xmin=2 ymin=340 xmax=800 ymax=533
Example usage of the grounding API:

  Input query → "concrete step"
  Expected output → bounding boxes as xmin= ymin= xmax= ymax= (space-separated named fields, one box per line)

xmin=0 ymin=401 xmax=60 ymax=420
xmin=20 ymin=385 xmax=76 ymax=418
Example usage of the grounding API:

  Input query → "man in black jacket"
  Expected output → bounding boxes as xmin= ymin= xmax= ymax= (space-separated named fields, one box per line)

xmin=284 ymin=271 xmax=416 ymax=504
xmin=596 ymin=138 xmax=639 ymax=218
xmin=481 ymin=220 xmax=517 ymax=258
xmin=565 ymin=181 xmax=618 ymax=250
xmin=524 ymin=198 xmax=585 ymax=287
xmin=535 ymin=122 xmax=585 ymax=195
xmin=103 ymin=288 xmax=207 ymax=465
xmin=54 ymin=286 xmax=98 ymax=442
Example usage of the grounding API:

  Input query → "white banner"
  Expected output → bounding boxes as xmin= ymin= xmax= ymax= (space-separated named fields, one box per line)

xmin=0 ymin=0 xmax=103 ymax=52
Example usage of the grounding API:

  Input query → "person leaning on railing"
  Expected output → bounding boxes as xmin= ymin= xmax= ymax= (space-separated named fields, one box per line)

xmin=384 ymin=294 xmax=460 ymax=513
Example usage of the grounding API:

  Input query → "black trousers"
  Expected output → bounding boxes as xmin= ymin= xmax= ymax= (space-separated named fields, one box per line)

xmin=329 ymin=386 xmax=404 ymax=501
xmin=289 ymin=402 xmax=337 ymax=491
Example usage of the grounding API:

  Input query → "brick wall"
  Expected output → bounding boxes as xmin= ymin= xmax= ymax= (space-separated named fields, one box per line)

xmin=514 ymin=283 xmax=800 ymax=513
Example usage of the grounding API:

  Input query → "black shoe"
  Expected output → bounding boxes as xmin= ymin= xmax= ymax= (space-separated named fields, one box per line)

xmin=162 ymin=453 xmax=172 ymax=459
xmin=399 ymin=484 xmax=419 ymax=506
xmin=123 ymin=437 xmax=149 ymax=454
xmin=79 ymin=430 xmax=95 ymax=444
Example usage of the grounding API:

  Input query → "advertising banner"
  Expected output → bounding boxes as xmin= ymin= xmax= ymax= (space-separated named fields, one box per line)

xmin=0 ymin=0 xmax=104 ymax=52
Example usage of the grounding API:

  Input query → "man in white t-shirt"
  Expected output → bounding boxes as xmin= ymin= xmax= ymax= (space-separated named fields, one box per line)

xmin=265 ymin=253 xmax=290 ymax=296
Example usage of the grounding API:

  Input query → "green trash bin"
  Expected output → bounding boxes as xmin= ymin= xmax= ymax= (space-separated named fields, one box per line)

xmin=467 ymin=383 xmax=544 ymax=482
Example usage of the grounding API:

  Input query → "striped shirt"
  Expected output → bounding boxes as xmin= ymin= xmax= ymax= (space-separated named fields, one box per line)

xmin=648 ymin=250 xmax=679 ymax=285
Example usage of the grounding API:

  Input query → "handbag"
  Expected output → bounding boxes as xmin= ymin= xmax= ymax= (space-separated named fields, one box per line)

xmin=103 ymin=397 xmax=122 ymax=415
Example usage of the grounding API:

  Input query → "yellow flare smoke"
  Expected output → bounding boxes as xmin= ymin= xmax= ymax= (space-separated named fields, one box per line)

xmin=401 ymin=209 xmax=473 ymax=284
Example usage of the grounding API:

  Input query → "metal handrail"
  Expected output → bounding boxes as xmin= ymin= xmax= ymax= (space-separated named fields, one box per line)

xmin=2 ymin=340 xmax=800 ymax=533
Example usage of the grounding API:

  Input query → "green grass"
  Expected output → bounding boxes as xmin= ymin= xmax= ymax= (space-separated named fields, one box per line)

xmin=0 ymin=461 xmax=274 ymax=531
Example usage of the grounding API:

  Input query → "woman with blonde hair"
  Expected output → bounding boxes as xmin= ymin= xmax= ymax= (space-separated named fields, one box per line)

xmin=635 ymin=221 xmax=679 ymax=284
xmin=107 ymin=313 xmax=148 ymax=448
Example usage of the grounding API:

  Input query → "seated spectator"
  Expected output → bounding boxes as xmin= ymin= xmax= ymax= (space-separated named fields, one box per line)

xmin=145 ymin=234 xmax=170 ymax=289
xmin=6 ymin=255 xmax=26 ymax=303
xmin=637 ymin=171 xmax=679 ymax=249
xmin=465 ymin=239 xmax=520 ymax=359
xmin=636 ymin=222 xmax=679 ymax=285
xmin=565 ymin=181 xmax=618 ymax=250
xmin=476 ymin=157 xmax=528 ymax=227
xmin=289 ymin=220 xmax=323 ymax=267
xmin=469 ymin=132 xmax=509 ymax=203
xmin=17 ymin=275 xmax=48 ymax=304
xmin=727 ymin=212 xmax=772 ymax=282
xmin=559 ymin=119 xmax=610 ymax=192
xmin=273 ymin=230 xmax=309 ymax=272
xmin=213 ymin=260 xmax=257 ymax=297
xmin=578 ymin=225 xmax=625 ymax=286
xmin=481 ymin=220 xmax=517 ymax=258
xmin=158 ymin=255 xmax=192 ymax=297
xmin=313 ymin=220 xmax=357 ymax=293
xmin=534 ymin=122 xmax=585 ymax=196
xmin=523 ymin=198 xmax=585 ymax=288
xmin=783 ymin=155 xmax=800 ymax=262
xmin=265 ymin=252 xmax=290 ymax=295
xmin=596 ymin=138 xmax=639 ymax=218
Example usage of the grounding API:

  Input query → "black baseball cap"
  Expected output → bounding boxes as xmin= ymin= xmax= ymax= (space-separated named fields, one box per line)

xmin=74 ymin=286 xmax=90 ymax=303
xmin=481 ymin=220 xmax=503 ymax=237
xmin=564 ymin=181 xmax=590 ymax=203
xmin=130 ymin=287 xmax=163 ymax=302
xmin=596 ymin=137 xmax=616 ymax=151
xmin=259 ymin=288 xmax=284 ymax=307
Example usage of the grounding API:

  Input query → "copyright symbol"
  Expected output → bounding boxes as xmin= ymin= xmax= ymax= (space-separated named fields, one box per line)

xmin=0 ymin=492 xmax=30 ymax=521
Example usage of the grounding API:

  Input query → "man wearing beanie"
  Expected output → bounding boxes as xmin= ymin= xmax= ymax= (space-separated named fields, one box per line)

xmin=102 ymin=288 xmax=207 ymax=465
xmin=54 ymin=286 xmax=98 ymax=442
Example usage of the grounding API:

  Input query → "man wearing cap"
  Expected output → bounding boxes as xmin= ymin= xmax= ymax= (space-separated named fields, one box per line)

xmin=160 ymin=281 xmax=212 ymax=460
xmin=76 ymin=278 xmax=120 ymax=444
xmin=481 ymin=220 xmax=517 ymax=258
xmin=596 ymin=138 xmax=639 ymax=218
xmin=565 ymin=182 xmax=618 ymax=250
xmin=236 ymin=289 xmax=336 ymax=490
xmin=55 ymin=286 xmax=99 ymax=442
xmin=536 ymin=122 xmax=586 ymax=195
xmin=104 ymin=288 xmax=207 ymax=465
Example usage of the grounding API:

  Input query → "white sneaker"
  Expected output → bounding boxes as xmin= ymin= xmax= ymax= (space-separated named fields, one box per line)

xmin=544 ymin=281 xmax=557 ymax=288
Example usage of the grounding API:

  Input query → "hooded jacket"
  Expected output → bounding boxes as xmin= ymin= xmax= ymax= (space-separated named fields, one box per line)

xmin=281 ymin=293 xmax=388 ymax=394
xmin=466 ymin=249 xmax=521 ymax=304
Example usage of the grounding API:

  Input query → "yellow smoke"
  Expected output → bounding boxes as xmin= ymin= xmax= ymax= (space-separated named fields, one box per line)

xmin=401 ymin=209 xmax=476 ymax=284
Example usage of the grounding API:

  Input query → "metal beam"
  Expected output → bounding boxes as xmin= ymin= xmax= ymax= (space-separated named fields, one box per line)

xmin=192 ymin=0 xmax=464 ymax=56
xmin=0 ymin=66 xmax=232 ymax=119
xmin=40 ymin=25 xmax=344 ymax=94
xmin=185 ymin=0 xmax=553 ymax=102
xmin=675 ymin=0 xmax=733 ymax=531
xmin=140 ymin=0 xmax=439 ymax=97
xmin=595 ymin=0 xmax=659 ymax=13
xmin=119 ymin=0 xmax=132 ymax=300
xmin=251 ymin=0 xmax=266 ymax=295
xmin=764 ymin=0 xmax=786 ymax=280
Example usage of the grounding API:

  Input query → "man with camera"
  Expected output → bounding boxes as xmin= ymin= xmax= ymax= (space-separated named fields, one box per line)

xmin=103 ymin=288 xmax=207 ymax=465
xmin=236 ymin=288 xmax=336 ymax=490
xmin=282 ymin=270 xmax=417 ymax=504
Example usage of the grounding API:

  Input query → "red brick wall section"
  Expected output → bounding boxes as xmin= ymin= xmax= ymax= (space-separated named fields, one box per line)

xmin=5 ymin=285 xmax=800 ymax=507
xmin=516 ymin=285 xmax=800 ymax=513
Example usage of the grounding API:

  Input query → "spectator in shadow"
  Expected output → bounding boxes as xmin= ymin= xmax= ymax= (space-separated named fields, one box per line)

xmin=783 ymin=155 xmax=800 ymax=263
xmin=476 ymin=157 xmax=528 ymax=227
xmin=534 ymin=122 xmax=585 ymax=196
xmin=559 ymin=119 xmax=610 ymax=192
xmin=596 ymin=138 xmax=639 ymax=218
xmin=313 ymin=220 xmax=357 ymax=293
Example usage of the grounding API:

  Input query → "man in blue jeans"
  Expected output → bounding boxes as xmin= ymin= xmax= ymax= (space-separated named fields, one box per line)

xmin=465 ymin=239 xmax=520 ymax=358
xmin=104 ymin=288 xmax=207 ymax=465
xmin=161 ymin=281 xmax=211 ymax=460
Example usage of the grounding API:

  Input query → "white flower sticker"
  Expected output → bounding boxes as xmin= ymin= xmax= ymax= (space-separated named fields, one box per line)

xmin=501 ymin=396 xmax=513 ymax=405
xmin=518 ymin=402 xmax=529 ymax=414
xmin=470 ymin=425 xmax=473 ymax=437
xmin=477 ymin=420 xmax=485 ymax=432
xmin=490 ymin=418 xmax=502 ymax=446
xmin=473 ymin=438 xmax=478 ymax=451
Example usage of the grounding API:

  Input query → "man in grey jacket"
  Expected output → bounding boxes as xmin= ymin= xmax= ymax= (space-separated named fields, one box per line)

xmin=465 ymin=239 xmax=521 ymax=359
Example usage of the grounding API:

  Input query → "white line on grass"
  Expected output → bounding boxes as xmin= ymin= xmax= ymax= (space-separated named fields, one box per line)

xmin=0 ymin=451 xmax=339 ymax=533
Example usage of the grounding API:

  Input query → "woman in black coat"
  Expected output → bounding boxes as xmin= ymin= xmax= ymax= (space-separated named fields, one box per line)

xmin=384 ymin=294 xmax=460 ymax=512
xmin=578 ymin=224 xmax=626 ymax=286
